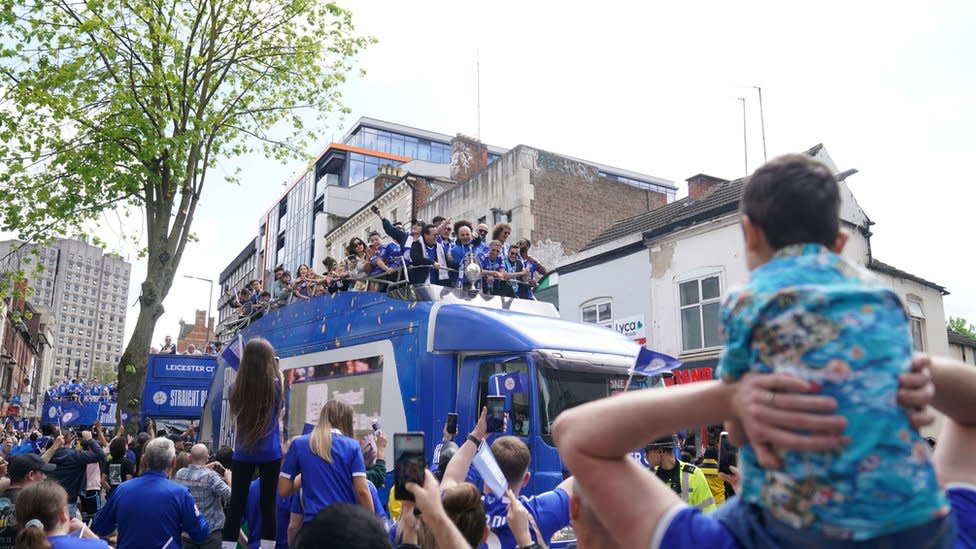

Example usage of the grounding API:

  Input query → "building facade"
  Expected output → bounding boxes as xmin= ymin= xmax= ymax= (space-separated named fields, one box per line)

xmin=0 ymin=299 xmax=50 ymax=416
xmin=219 ymin=117 xmax=677 ymax=312
xmin=217 ymin=238 xmax=259 ymax=327
xmin=552 ymin=144 xmax=951 ymax=378
xmin=948 ymin=330 xmax=976 ymax=366
xmin=0 ymin=238 xmax=132 ymax=382
xmin=177 ymin=309 xmax=215 ymax=353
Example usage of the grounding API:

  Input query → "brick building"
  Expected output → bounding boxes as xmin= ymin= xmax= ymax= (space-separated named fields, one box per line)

xmin=218 ymin=116 xmax=677 ymax=319
xmin=420 ymin=144 xmax=671 ymax=259
xmin=1 ymin=297 xmax=50 ymax=416
xmin=177 ymin=309 xmax=215 ymax=353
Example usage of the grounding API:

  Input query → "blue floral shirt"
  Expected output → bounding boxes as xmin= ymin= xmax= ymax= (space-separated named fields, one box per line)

xmin=717 ymin=244 xmax=946 ymax=540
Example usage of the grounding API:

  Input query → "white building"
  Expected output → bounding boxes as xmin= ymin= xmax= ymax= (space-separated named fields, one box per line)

xmin=0 ymin=238 xmax=132 ymax=381
xmin=948 ymin=330 xmax=976 ymax=366
xmin=552 ymin=144 xmax=950 ymax=377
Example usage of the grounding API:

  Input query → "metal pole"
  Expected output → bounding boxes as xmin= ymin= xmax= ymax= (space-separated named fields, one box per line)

xmin=206 ymin=279 xmax=213 ymax=349
xmin=755 ymin=86 xmax=767 ymax=162
xmin=476 ymin=50 xmax=481 ymax=141
xmin=738 ymin=97 xmax=748 ymax=175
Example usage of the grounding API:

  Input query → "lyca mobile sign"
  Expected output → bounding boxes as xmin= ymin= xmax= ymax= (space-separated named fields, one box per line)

xmin=614 ymin=315 xmax=646 ymax=346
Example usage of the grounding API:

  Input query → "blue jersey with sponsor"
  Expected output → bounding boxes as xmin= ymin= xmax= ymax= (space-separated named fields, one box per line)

xmin=479 ymin=488 xmax=570 ymax=549
xmin=280 ymin=432 xmax=367 ymax=522
xmin=718 ymin=243 xmax=946 ymax=539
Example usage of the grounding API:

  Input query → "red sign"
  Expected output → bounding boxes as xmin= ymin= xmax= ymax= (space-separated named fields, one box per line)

xmin=5 ymin=405 xmax=20 ymax=417
xmin=663 ymin=367 xmax=714 ymax=386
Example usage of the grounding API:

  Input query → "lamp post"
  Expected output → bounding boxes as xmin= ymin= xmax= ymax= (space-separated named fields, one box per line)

xmin=183 ymin=275 xmax=214 ymax=348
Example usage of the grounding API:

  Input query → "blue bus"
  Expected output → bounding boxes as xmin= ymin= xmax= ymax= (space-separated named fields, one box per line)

xmin=203 ymin=286 xmax=657 ymax=497
xmin=41 ymin=354 xmax=215 ymax=431
xmin=139 ymin=353 xmax=216 ymax=432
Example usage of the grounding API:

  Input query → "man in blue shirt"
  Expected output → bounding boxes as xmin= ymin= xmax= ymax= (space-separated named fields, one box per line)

xmin=92 ymin=438 xmax=209 ymax=549
xmin=442 ymin=408 xmax=572 ymax=549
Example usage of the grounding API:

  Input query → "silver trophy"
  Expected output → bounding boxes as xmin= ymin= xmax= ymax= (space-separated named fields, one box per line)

xmin=464 ymin=252 xmax=482 ymax=284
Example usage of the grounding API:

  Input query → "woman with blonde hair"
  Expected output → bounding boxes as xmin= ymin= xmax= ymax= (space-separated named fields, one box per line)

xmin=278 ymin=400 xmax=373 ymax=523
xmin=14 ymin=481 xmax=108 ymax=549
xmin=222 ymin=338 xmax=284 ymax=549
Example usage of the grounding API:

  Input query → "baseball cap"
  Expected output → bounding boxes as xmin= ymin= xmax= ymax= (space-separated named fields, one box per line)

xmin=8 ymin=453 xmax=56 ymax=482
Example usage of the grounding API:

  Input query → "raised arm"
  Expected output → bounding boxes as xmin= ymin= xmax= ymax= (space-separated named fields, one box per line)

xmin=407 ymin=470 xmax=473 ymax=549
xmin=911 ymin=355 xmax=976 ymax=487
xmin=553 ymin=378 xmax=846 ymax=549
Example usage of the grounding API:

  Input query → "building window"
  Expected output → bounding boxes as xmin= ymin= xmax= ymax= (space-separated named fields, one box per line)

xmin=679 ymin=274 xmax=722 ymax=352
xmin=906 ymin=297 xmax=926 ymax=352
xmin=492 ymin=209 xmax=512 ymax=225
xmin=580 ymin=299 xmax=613 ymax=329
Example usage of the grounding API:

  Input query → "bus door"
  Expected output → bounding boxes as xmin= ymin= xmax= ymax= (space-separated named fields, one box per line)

xmin=458 ymin=354 xmax=537 ymax=491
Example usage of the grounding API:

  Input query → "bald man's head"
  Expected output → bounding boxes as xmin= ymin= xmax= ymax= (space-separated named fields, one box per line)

xmin=189 ymin=444 xmax=210 ymax=464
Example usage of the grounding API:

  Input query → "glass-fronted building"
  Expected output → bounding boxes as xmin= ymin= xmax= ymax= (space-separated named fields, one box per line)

xmin=223 ymin=117 xmax=676 ymax=293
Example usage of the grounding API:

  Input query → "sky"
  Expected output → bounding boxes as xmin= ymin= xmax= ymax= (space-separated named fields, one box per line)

xmin=96 ymin=0 xmax=976 ymax=348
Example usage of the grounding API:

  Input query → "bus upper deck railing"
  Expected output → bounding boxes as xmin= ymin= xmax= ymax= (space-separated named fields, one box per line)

xmin=216 ymin=263 xmax=550 ymax=342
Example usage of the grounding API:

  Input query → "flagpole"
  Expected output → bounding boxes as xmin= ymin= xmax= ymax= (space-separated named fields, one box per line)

xmin=623 ymin=371 xmax=636 ymax=393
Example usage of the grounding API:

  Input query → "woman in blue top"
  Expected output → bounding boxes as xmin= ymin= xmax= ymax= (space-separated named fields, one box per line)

xmin=278 ymin=400 xmax=374 ymax=522
xmin=222 ymin=338 xmax=284 ymax=549
xmin=14 ymin=481 xmax=109 ymax=549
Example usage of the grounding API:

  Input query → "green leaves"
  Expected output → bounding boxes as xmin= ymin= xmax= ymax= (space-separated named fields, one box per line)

xmin=0 ymin=0 xmax=370 ymax=304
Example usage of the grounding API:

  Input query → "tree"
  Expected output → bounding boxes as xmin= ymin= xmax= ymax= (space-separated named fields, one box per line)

xmin=0 ymin=1 xmax=372 ymax=431
xmin=90 ymin=361 xmax=117 ymax=385
xmin=948 ymin=317 xmax=976 ymax=340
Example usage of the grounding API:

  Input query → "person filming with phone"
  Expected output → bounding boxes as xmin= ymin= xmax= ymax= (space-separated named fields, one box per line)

xmin=440 ymin=407 xmax=574 ymax=549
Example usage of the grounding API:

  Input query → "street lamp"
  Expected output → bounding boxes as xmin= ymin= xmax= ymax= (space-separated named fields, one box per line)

xmin=183 ymin=275 xmax=214 ymax=348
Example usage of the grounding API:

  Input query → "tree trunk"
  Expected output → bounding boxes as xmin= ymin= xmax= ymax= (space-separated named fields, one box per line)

xmin=116 ymin=264 xmax=170 ymax=433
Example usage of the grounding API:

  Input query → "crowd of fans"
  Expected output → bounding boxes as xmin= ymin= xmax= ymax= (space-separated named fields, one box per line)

xmin=7 ymin=155 xmax=975 ymax=548
xmin=44 ymin=380 xmax=116 ymax=404
xmin=226 ymin=212 xmax=550 ymax=329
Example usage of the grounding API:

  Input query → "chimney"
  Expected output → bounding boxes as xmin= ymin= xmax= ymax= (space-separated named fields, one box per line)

xmin=373 ymin=165 xmax=403 ymax=197
xmin=14 ymin=279 xmax=28 ymax=314
xmin=686 ymin=173 xmax=728 ymax=201
xmin=195 ymin=309 xmax=206 ymax=327
xmin=450 ymin=134 xmax=489 ymax=183
xmin=410 ymin=177 xmax=434 ymax=218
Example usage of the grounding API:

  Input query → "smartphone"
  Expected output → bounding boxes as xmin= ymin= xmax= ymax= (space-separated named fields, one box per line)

xmin=370 ymin=205 xmax=380 ymax=214
xmin=486 ymin=396 xmax=506 ymax=433
xmin=446 ymin=413 xmax=458 ymax=435
xmin=394 ymin=432 xmax=426 ymax=501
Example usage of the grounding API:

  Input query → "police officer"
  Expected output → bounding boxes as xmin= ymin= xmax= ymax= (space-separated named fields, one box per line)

xmin=644 ymin=434 xmax=716 ymax=513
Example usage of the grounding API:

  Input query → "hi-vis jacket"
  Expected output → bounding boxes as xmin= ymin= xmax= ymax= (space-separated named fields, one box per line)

xmin=655 ymin=461 xmax=718 ymax=513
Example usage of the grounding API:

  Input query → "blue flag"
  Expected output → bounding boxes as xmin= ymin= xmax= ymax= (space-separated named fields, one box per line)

xmin=219 ymin=335 xmax=244 ymax=370
xmin=631 ymin=347 xmax=682 ymax=376
xmin=60 ymin=400 xmax=84 ymax=426
xmin=489 ymin=372 xmax=525 ymax=396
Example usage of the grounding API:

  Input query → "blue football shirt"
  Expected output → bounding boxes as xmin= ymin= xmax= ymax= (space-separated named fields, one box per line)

xmin=280 ymin=431 xmax=367 ymax=522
